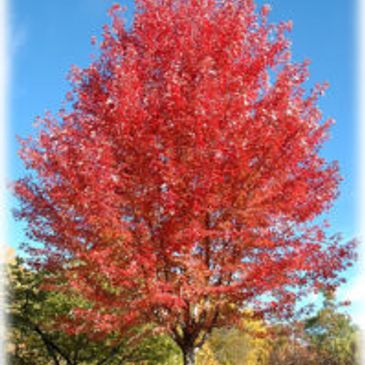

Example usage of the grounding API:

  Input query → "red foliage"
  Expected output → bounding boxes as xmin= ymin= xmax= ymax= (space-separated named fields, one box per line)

xmin=14 ymin=0 xmax=355 ymax=347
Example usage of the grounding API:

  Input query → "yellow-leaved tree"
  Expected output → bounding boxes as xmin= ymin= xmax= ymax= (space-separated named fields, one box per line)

xmin=197 ymin=311 xmax=271 ymax=365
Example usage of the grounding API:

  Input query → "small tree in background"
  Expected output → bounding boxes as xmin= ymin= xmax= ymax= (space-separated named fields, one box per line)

xmin=7 ymin=258 xmax=180 ymax=365
xmin=14 ymin=1 xmax=356 ymax=364
xmin=268 ymin=292 xmax=360 ymax=365
xmin=205 ymin=314 xmax=271 ymax=365
xmin=305 ymin=292 xmax=360 ymax=365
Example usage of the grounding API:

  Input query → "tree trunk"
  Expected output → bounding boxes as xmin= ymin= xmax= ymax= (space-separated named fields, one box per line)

xmin=182 ymin=347 xmax=196 ymax=365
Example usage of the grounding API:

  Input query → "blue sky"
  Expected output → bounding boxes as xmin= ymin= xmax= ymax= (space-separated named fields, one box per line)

xmin=7 ymin=0 xmax=358 ymax=317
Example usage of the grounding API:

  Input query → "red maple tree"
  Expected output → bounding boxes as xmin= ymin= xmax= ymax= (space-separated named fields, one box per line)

xmin=14 ymin=1 xmax=356 ymax=364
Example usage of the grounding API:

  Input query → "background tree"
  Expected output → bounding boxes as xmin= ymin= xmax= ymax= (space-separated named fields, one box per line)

xmin=268 ymin=293 xmax=360 ymax=365
xmin=13 ymin=0 xmax=356 ymax=363
xmin=268 ymin=321 xmax=317 ymax=365
xmin=304 ymin=292 xmax=360 ymax=365
xmin=205 ymin=313 xmax=270 ymax=365
xmin=7 ymin=258 xmax=178 ymax=365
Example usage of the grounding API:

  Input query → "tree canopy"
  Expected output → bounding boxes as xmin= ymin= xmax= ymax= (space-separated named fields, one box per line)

xmin=13 ymin=1 xmax=356 ymax=363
